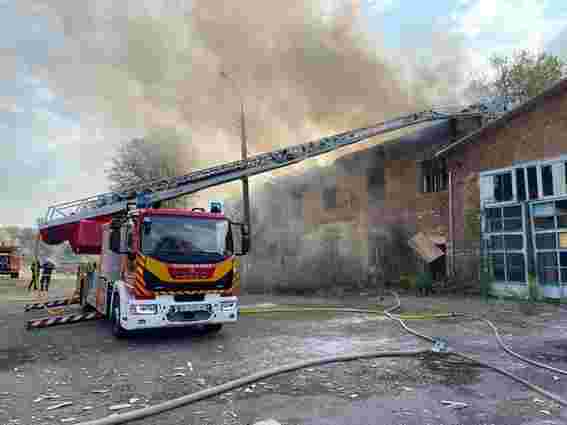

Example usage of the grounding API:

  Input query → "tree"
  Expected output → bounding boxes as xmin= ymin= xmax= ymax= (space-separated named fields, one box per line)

xmin=106 ymin=137 xmax=182 ymax=191
xmin=106 ymin=130 xmax=192 ymax=207
xmin=466 ymin=49 xmax=565 ymax=107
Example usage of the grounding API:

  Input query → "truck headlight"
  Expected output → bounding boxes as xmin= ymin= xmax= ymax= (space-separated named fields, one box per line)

xmin=221 ymin=301 xmax=236 ymax=312
xmin=129 ymin=304 xmax=158 ymax=315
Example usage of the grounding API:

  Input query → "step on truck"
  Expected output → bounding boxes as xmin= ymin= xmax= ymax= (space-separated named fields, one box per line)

xmin=0 ymin=243 xmax=21 ymax=279
xmin=60 ymin=202 xmax=249 ymax=337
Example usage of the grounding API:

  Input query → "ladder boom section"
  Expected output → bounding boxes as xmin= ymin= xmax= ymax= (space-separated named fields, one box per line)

xmin=40 ymin=109 xmax=477 ymax=230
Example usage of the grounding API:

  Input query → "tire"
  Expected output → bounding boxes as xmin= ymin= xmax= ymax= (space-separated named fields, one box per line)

xmin=11 ymin=273 xmax=19 ymax=279
xmin=203 ymin=323 xmax=223 ymax=334
xmin=112 ymin=296 xmax=128 ymax=338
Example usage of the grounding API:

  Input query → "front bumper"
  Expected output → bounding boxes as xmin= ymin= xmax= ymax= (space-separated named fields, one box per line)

xmin=121 ymin=297 xmax=239 ymax=330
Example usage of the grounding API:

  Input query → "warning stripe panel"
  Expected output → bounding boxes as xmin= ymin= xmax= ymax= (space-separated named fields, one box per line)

xmin=26 ymin=312 xmax=103 ymax=330
xmin=24 ymin=296 xmax=80 ymax=312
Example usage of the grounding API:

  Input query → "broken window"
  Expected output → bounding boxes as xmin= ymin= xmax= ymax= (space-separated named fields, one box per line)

xmin=536 ymin=233 xmax=556 ymax=250
xmin=322 ymin=187 xmax=337 ymax=210
xmin=538 ymin=252 xmax=558 ymax=284
xmin=527 ymin=166 xmax=538 ymax=199
xmin=534 ymin=216 xmax=556 ymax=230
xmin=492 ymin=254 xmax=506 ymax=281
xmin=504 ymin=235 xmax=523 ymax=250
xmin=507 ymin=253 xmax=525 ymax=282
xmin=494 ymin=173 xmax=513 ymax=202
xmin=542 ymin=165 xmax=554 ymax=197
xmin=421 ymin=159 xmax=448 ymax=193
xmin=557 ymin=200 xmax=567 ymax=228
xmin=516 ymin=168 xmax=526 ymax=201
xmin=560 ymin=252 xmax=567 ymax=282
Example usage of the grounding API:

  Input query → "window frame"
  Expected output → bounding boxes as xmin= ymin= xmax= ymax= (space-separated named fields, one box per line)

xmin=482 ymin=204 xmax=527 ymax=284
xmin=480 ymin=156 xmax=567 ymax=207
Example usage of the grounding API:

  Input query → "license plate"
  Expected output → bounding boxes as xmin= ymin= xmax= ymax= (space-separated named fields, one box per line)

xmin=177 ymin=304 xmax=210 ymax=312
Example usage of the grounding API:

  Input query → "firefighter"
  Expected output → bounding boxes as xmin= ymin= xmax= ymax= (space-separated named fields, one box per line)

xmin=27 ymin=259 xmax=40 ymax=292
xmin=40 ymin=259 xmax=55 ymax=294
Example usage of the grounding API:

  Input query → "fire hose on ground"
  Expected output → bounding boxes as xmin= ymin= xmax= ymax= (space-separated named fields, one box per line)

xmin=74 ymin=294 xmax=567 ymax=425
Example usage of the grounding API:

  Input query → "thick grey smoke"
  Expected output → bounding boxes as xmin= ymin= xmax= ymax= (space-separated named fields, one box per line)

xmin=16 ymin=1 xmax=470 ymax=291
xmin=16 ymin=0 xmax=467 ymax=171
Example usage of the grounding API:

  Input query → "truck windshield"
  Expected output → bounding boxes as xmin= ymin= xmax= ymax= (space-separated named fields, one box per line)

xmin=141 ymin=215 xmax=231 ymax=263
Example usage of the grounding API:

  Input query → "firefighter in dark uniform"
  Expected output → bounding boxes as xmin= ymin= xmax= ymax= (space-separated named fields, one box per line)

xmin=27 ymin=259 xmax=40 ymax=292
xmin=40 ymin=260 xmax=55 ymax=293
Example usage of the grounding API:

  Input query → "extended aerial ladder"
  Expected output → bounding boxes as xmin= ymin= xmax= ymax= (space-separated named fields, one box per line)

xmin=39 ymin=108 xmax=482 ymax=232
xmin=27 ymin=107 xmax=483 ymax=326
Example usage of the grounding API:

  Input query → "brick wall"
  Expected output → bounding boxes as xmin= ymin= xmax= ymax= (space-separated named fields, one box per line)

xmin=448 ymin=88 xmax=567 ymax=243
xmin=447 ymin=86 xmax=567 ymax=280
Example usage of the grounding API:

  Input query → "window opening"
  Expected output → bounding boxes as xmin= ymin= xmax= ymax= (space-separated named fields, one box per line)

xmin=527 ymin=167 xmax=538 ymax=199
xmin=516 ymin=168 xmax=526 ymax=201
xmin=542 ymin=165 xmax=554 ymax=197
xmin=494 ymin=173 xmax=513 ymax=202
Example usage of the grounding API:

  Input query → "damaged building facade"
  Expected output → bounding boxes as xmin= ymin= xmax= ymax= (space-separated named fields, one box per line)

xmin=438 ymin=78 xmax=567 ymax=298
xmin=243 ymin=114 xmax=483 ymax=293
xmin=244 ymin=78 xmax=567 ymax=296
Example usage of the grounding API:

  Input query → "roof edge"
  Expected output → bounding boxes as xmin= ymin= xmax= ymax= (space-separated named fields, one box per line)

xmin=434 ymin=78 xmax=567 ymax=158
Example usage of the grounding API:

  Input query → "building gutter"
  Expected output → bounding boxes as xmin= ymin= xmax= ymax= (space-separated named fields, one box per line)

xmin=448 ymin=170 xmax=455 ymax=277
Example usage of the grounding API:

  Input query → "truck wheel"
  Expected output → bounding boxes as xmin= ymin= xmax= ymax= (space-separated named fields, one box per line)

xmin=112 ymin=296 xmax=128 ymax=338
xmin=204 ymin=324 xmax=223 ymax=334
xmin=11 ymin=273 xmax=19 ymax=279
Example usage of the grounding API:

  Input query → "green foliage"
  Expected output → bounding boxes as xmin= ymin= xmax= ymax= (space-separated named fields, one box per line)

xmin=464 ymin=208 xmax=481 ymax=241
xmin=467 ymin=49 xmax=565 ymax=104
xmin=527 ymin=273 xmax=539 ymax=303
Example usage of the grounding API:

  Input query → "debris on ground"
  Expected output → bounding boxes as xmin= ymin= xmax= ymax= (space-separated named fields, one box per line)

xmin=441 ymin=400 xmax=468 ymax=409
xmin=553 ymin=376 xmax=560 ymax=381
xmin=253 ymin=420 xmax=282 ymax=425
xmin=46 ymin=402 xmax=73 ymax=411
xmin=108 ymin=404 xmax=131 ymax=411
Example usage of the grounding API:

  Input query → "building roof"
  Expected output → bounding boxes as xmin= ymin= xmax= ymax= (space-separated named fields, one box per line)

xmin=434 ymin=77 xmax=567 ymax=158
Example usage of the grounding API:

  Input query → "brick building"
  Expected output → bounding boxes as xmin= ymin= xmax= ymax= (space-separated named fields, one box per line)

xmin=436 ymin=78 xmax=567 ymax=298
xmin=299 ymin=115 xmax=483 ymax=284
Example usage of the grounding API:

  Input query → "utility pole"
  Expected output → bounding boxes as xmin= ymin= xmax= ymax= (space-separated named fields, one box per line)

xmin=220 ymin=71 xmax=251 ymax=247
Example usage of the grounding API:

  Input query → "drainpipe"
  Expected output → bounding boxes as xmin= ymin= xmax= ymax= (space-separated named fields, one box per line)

xmin=448 ymin=170 xmax=455 ymax=277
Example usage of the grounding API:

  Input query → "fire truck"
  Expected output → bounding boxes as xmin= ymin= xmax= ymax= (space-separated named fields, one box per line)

xmin=29 ymin=108 xmax=481 ymax=337
xmin=0 ymin=243 xmax=21 ymax=279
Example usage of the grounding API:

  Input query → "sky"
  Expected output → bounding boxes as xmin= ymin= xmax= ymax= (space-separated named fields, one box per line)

xmin=1 ymin=0 xmax=567 ymax=228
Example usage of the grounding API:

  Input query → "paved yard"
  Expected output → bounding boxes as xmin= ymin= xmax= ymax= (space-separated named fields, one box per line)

xmin=2 ymin=279 xmax=567 ymax=425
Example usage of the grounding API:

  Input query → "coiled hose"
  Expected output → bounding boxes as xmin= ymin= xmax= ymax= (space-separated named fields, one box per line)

xmin=75 ymin=295 xmax=567 ymax=425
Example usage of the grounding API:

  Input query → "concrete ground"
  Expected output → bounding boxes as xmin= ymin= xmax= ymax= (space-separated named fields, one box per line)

xmin=2 ymin=277 xmax=567 ymax=425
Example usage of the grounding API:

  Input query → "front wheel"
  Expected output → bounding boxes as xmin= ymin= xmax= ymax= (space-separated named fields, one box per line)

xmin=112 ymin=296 xmax=128 ymax=338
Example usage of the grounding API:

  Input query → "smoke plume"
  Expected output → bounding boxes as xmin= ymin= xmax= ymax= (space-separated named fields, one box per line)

xmin=17 ymin=0 xmax=467 ymax=173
